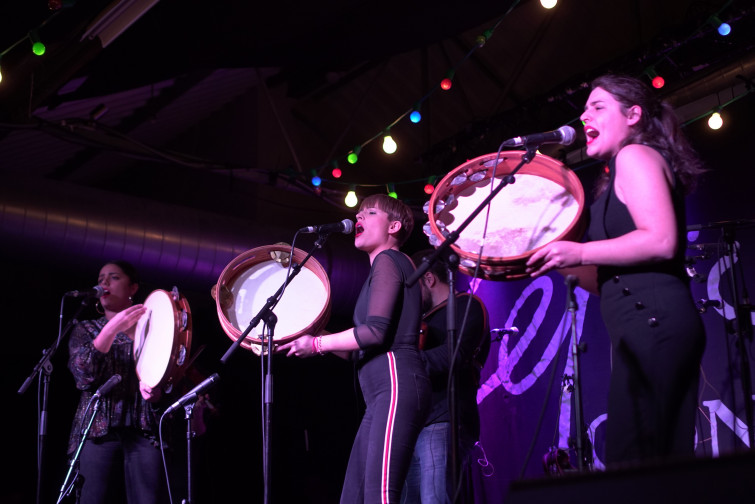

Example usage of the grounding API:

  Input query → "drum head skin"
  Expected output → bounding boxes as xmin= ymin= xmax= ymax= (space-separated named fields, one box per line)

xmin=425 ymin=151 xmax=585 ymax=280
xmin=214 ymin=245 xmax=331 ymax=350
xmin=134 ymin=288 xmax=192 ymax=392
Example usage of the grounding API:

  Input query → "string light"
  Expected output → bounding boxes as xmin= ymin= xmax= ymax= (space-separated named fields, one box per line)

xmin=319 ymin=5 xmax=741 ymax=205
xmin=423 ymin=176 xmax=436 ymax=195
xmin=2 ymin=3 xmax=744 ymax=209
xmin=387 ymin=183 xmax=397 ymax=199
xmin=710 ymin=16 xmax=731 ymax=36
xmin=707 ymin=111 xmax=723 ymax=130
xmin=331 ymin=161 xmax=342 ymax=179
xmin=646 ymin=68 xmax=665 ymax=89
xmin=310 ymin=170 xmax=322 ymax=187
xmin=347 ymin=145 xmax=362 ymax=164
xmin=345 ymin=188 xmax=359 ymax=208
xmin=382 ymin=132 xmax=397 ymax=154
xmin=30 ymin=31 xmax=46 ymax=56
xmin=440 ymin=70 xmax=455 ymax=91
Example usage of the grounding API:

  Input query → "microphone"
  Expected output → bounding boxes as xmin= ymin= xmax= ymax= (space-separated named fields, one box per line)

xmin=491 ymin=327 xmax=519 ymax=336
xmin=502 ymin=125 xmax=577 ymax=148
xmin=93 ymin=374 xmax=122 ymax=399
xmin=164 ymin=373 xmax=221 ymax=415
xmin=66 ymin=285 xmax=105 ymax=299
xmin=299 ymin=219 xmax=354 ymax=235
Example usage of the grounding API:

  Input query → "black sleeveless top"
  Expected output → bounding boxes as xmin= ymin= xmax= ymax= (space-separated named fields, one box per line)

xmin=586 ymin=149 xmax=689 ymax=287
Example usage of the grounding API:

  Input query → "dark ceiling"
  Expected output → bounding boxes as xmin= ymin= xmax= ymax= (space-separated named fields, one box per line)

xmin=1 ymin=0 xmax=754 ymax=284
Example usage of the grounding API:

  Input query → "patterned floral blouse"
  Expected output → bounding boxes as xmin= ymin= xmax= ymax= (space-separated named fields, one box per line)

xmin=67 ymin=317 xmax=159 ymax=455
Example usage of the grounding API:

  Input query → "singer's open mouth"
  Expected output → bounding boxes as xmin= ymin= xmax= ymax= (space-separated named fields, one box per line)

xmin=584 ymin=126 xmax=599 ymax=144
xmin=355 ymin=223 xmax=364 ymax=237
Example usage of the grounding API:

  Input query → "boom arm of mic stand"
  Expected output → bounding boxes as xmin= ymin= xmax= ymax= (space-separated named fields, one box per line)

xmin=18 ymin=297 xmax=93 ymax=395
xmin=407 ymin=148 xmax=533 ymax=286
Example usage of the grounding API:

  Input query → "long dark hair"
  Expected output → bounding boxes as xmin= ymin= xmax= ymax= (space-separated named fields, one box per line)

xmin=591 ymin=74 xmax=706 ymax=195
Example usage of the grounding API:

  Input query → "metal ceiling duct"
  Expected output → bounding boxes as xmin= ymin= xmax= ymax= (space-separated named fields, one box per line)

xmin=0 ymin=173 xmax=367 ymax=319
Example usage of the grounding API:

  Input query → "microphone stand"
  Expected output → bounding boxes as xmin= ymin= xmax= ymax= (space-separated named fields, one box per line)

xmin=565 ymin=276 xmax=592 ymax=471
xmin=721 ymin=222 xmax=755 ymax=448
xmin=409 ymin=144 xmax=538 ymax=502
xmin=261 ymin=318 xmax=277 ymax=504
xmin=18 ymin=296 xmax=94 ymax=504
xmin=183 ymin=403 xmax=197 ymax=504
xmin=439 ymin=250 xmax=461 ymax=500
xmin=57 ymin=395 xmax=105 ymax=504
xmin=688 ymin=219 xmax=755 ymax=448
xmin=407 ymin=145 xmax=536 ymax=286
xmin=219 ymin=234 xmax=328 ymax=504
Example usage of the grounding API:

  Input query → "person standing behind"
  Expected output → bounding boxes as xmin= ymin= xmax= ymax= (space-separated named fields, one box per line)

xmin=526 ymin=73 xmax=706 ymax=467
xmin=402 ymin=249 xmax=490 ymax=504
xmin=67 ymin=260 xmax=167 ymax=504
xmin=279 ymin=194 xmax=431 ymax=503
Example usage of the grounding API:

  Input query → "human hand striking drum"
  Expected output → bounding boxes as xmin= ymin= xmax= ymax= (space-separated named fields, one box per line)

xmin=277 ymin=334 xmax=317 ymax=358
xmin=105 ymin=304 xmax=147 ymax=340
xmin=526 ymin=241 xmax=584 ymax=277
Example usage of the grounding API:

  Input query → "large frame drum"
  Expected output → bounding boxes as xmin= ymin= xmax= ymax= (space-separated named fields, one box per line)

xmin=213 ymin=244 xmax=331 ymax=350
xmin=424 ymin=151 xmax=585 ymax=280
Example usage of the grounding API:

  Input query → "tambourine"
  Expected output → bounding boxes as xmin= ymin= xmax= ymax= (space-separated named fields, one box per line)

xmin=212 ymin=244 xmax=331 ymax=351
xmin=134 ymin=287 xmax=192 ymax=394
xmin=423 ymin=151 xmax=585 ymax=280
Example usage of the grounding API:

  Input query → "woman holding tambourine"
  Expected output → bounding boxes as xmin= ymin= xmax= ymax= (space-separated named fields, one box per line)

xmin=279 ymin=194 xmax=431 ymax=504
xmin=66 ymin=260 xmax=168 ymax=504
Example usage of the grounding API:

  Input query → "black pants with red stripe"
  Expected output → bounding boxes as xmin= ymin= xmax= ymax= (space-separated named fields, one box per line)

xmin=341 ymin=349 xmax=431 ymax=504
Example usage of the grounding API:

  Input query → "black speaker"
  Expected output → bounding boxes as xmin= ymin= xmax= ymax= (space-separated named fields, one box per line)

xmin=508 ymin=451 xmax=755 ymax=503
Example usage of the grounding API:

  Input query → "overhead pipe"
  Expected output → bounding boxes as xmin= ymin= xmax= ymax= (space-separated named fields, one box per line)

xmin=0 ymin=173 xmax=366 ymax=320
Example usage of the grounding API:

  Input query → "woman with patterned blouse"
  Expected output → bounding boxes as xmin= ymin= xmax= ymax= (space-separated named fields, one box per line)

xmin=67 ymin=260 xmax=167 ymax=504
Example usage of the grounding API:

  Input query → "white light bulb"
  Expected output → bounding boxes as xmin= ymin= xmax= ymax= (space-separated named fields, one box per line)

xmin=707 ymin=112 xmax=723 ymax=130
xmin=382 ymin=135 xmax=397 ymax=154
xmin=345 ymin=190 xmax=359 ymax=208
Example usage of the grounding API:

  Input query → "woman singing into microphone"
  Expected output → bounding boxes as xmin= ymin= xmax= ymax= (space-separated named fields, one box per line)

xmin=279 ymin=194 xmax=431 ymax=503
xmin=66 ymin=260 xmax=167 ymax=504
